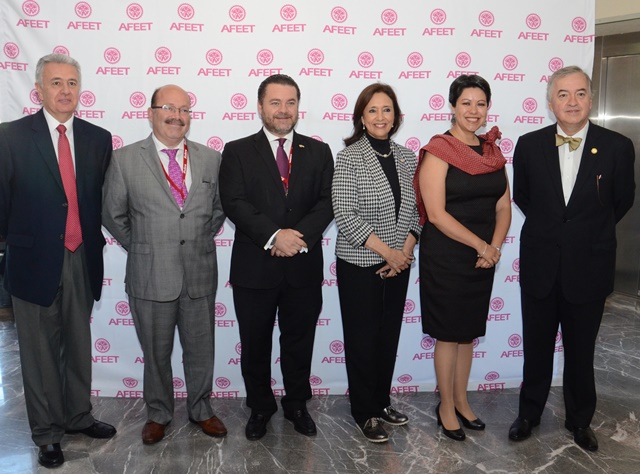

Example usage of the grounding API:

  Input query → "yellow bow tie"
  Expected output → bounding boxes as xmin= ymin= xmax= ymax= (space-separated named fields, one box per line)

xmin=555 ymin=134 xmax=582 ymax=152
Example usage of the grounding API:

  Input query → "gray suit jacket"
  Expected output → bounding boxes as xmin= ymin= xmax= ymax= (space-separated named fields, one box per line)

xmin=102 ymin=134 xmax=225 ymax=301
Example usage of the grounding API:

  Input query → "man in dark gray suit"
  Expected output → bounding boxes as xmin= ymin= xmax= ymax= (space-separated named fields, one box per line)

xmin=0 ymin=53 xmax=115 ymax=468
xmin=102 ymin=84 xmax=226 ymax=445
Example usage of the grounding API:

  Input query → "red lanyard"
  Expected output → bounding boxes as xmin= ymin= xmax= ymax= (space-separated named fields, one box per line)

xmin=161 ymin=142 xmax=188 ymax=199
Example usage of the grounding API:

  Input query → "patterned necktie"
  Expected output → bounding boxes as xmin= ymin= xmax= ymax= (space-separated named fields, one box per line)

xmin=161 ymin=148 xmax=188 ymax=207
xmin=56 ymin=124 xmax=83 ymax=252
xmin=276 ymin=138 xmax=289 ymax=192
xmin=555 ymin=134 xmax=582 ymax=152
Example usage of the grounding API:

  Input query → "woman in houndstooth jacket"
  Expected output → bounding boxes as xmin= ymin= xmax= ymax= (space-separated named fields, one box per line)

xmin=332 ymin=83 xmax=421 ymax=443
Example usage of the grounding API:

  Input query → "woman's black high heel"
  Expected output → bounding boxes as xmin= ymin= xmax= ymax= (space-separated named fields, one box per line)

xmin=455 ymin=408 xmax=486 ymax=431
xmin=436 ymin=403 xmax=465 ymax=441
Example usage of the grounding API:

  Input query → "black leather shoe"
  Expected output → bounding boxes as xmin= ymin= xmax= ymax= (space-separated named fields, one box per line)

xmin=66 ymin=420 xmax=116 ymax=439
xmin=245 ymin=413 xmax=270 ymax=441
xmin=508 ymin=416 xmax=539 ymax=441
xmin=565 ymin=423 xmax=598 ymax=452
xmin=38 ymin=443 xmax=64 ymax=468
xmin=380 ymin=406 xmax=409 ymax=426
xmin=436 ymin=403 xmax=465 ymax=441
xmin=357 ymin=418 xmax=388 ymax=443
xmin=284 ymin=408 xmax=317 ymax=436
xmin=455 ymin=408 xmax=485 ymax=430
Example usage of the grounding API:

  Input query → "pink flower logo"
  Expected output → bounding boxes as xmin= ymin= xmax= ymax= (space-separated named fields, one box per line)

xmin=270 ymin=378 xmax=277 ymax=386
xmin=4 ymin=42 xmax=19 ymax=59
xmin=512 ymin=258 xmax=520 ymax=272
xmin=155 ymin=47 xmax=172 ymax=64
xmin=215 ymin=377 xmax=231 ymax=389
xmin=405 ymin=137 xmax=420 ymax=152
xmin=397 ymin=374 xmax=413 ymax=384
xmin=129 ymin=92 xmax=146 ymax=108
xmin=311 ymin=135 xmax=324 ymax=142
xmin=52 ymin=46 xmax=70 ymax=55
xmin=381 ymin=8 xmax=397 ymax=25
xmin=207 ymin=136 xmax=224 ymax=151
xmin=30 ymin=89 xmax=42 ymax=105
xmin=112 ymin=136 xmax=124 ymax=150
xmin=22 ymin=0 xmax=40 ymax=16
xmin=178 ymin=3 xmax=195 ymax=20
xmin=104 ymin=47 xmax=121 ymax=64
xmin=485 ymin=372 xmax=500 ymax=382
xmin=499 ymin=138 xmax=514 ymax=154
xmin=75 ymin=1 xmax=92 ymax=18
xmin=357 ymin=52 xmax=374 ymax=68
xmin=123 ymin=377 xmax=138 ymax=388
xmin=280 ymin=4 xmax=297 ymax=21
xmin=331 ymin=94 xmax=348 ymax=111
xmin=508 ymin=334 xmax=522 ymax=348
xmin=95 ymin=338 xmax=110 ymax=353
xmin=490 ymin=297 xmax=505 ymax=312
xmin=235 ymin=342 xmax=242 ymax=355
xmin=214 ymin=303 xmax=227 ymax=318
xmin=429 ymin=94 xmax=445 ymax=110
xmin=473 ymin=338 xmax=480 ymax=348
xmin=420 ymin=336 xmax=435 ymax=351
xmin=404 ymin=299 xmax=415 ymax=314
xmin=229 ymin=5 xmax=246 ymax=22
xmin=407 ymin=52 xmax=423 ymax=68
xmin=309 ymin=375 xmax=322 ymax=386
xmin=555 ymin=331 xmax=563 ymax=344
xmin=478 ymin=10 xmax=494 ymax=27
xmin=206 ymin=48 xmax=223 ymax=66
xmin=307 ymin=48 xmax=324 ymax=65
xmin=187 ymin=92 xmax=197 ymax=108
xmin=526 ymin=13 xmax=541 ymax=30
xmin=503 ymin=55 xmax=518 ymax=71
xmin=430 ymin=8 xmax=446 ymax=25
xmin=329 ymin=340 xmax=344 ymax=354
xmin=216 ymin=225 xmax=224 ymax=237
xmin=331 ymin=6 xmax=347 ymax=23
xmin=79 ymin=91 xmax=96 ymax=108
xmin=548 ymin=57 xmax=564 ymax=72
xmin=329 ymin=261 xmax=337 ymax=276
xmin=522 ymin=98 xmax=538 ymax=113
xmin=231 ymin=93 xmax=248 ymax=110
xmin=126 ymin=3 xmax=143 ymax=20
xmin=173 ymin=377 xmax=185 ymax=389
xmin=455 ymin=52 xmax=471 ymax=68
xmin=572 ymin=16 xmax=587 ymax=33
xmin=257 ymin=49 xmax=274 ymax=66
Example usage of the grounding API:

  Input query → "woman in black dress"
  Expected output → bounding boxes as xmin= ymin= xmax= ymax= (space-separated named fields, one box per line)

xmin=415 ymin=75 xmax=511 ymax=441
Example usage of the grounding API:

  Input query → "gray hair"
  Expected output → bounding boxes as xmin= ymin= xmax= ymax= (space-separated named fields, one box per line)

xmin=546 ymin=65 xmax=592 ymax=102
xmin=35 ymin=53 xmax=81 ymax=87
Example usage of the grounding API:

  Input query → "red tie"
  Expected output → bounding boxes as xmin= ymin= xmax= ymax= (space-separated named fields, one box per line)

xmin=276 ymin=138 xmax=289 ymax=192
xmin=56 ymin=124 xmax=83 ymax=252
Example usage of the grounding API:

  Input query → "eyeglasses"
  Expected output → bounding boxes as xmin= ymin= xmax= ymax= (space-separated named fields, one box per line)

xmin=150 ymin=104 xmax=192 ymax=115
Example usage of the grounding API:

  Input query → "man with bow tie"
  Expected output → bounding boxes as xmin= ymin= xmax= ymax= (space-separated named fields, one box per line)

xmin=509 ymin=66 xmax=635 ymax=451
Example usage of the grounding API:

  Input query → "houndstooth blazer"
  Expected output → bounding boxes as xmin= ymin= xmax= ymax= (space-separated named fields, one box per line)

xmin=332 ymin=135 xmax=421 ymax=267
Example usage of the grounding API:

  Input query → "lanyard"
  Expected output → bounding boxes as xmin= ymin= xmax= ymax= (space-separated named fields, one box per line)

xmin=281 ymin=144 xmax=293 ymax=191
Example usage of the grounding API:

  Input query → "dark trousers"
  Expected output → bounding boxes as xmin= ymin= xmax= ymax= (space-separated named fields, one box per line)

xmin=519 ymin=279 xmax=605 ymax=429
xmin=336 ymin=258 xmax=410 ymax=424
xmin=13 ymin=245 xmax=95 ymax=446
xmin=233 ymin=281 xmax=322 ymax=415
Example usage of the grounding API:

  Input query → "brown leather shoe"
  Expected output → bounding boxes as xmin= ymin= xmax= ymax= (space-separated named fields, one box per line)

xmin=141 ymin=421 xmax=166 ymax=444
xmin=189 ymin=416 xmax=227 ymax=438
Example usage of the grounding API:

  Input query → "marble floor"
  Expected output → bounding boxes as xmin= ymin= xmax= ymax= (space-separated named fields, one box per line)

xmin=1 ymin=293 xmax=640 ymax=473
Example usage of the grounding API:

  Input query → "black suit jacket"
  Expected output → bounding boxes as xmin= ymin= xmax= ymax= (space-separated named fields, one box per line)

xmin=513 ymin=122 xmax=635 ymax=303
xmin=219 ymin=129 xmax=334 ymax=289
xmin=0 ymin=109 xmax=112 ymax=306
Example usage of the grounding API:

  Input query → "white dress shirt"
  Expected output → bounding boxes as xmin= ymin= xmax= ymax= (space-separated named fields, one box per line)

xmin=557 ymin=122 xmax=589 ymax=205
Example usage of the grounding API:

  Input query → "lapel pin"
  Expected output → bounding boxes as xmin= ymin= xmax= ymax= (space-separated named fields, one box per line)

xmin=591 ymin=148 xmax=597 ymax=154
xmin=298 ymin=144 xmax=305 ymax=148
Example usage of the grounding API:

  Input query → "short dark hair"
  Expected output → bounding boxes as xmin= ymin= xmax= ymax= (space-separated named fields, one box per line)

xmin=449 ymin=74 xmax=491 ymax=106
xmin=344 ymin=83 xmax=403 ymax=146
xmin=257 ymin=74 xmax=300 ymax=104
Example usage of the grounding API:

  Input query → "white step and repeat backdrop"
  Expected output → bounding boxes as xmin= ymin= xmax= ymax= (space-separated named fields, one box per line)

xmin=0 ymin=1 xmax=594 ymax=399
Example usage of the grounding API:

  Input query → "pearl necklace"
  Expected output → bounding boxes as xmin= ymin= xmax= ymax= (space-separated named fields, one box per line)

xmin=372 ymin=149 xmax=392 ymax=158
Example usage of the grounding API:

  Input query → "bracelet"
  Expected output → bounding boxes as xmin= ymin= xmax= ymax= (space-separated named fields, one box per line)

xmin=477 ymin=242 xmax=488 ymax=258
xmin=492 ymin=245 xmax=501 ymax=253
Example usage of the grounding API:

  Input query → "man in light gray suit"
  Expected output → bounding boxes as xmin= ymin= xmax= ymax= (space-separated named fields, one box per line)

xmin=102 ymin=84 xmax=226 ymax=444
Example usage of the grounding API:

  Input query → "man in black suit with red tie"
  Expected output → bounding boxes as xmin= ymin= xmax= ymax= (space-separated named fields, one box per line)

xmin=219 ymin=74 xmax=334 ymax=440
xmin=509 ymin=66 xmax=635 ymax=451
xmin=0 ymin=54 xmax=115 ymax=468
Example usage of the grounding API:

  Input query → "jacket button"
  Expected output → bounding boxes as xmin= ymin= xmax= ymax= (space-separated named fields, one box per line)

xmin=59 ymin=234 xmax=64 ymax=240
xmin=62 ymin=202 xmax=68 ymax=207
xmin=180 ymin=240 xmax=185 ymax=245
xmin=180 ymin=214 xmax=185 ymax=219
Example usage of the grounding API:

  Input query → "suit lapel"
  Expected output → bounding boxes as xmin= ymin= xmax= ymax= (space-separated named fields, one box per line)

xmin=254 ymin=130 xmax=287 ymax=199
xmin=183 ymin=139 xmax=201 ymax=209
xmin=32 ymin=110 xmax=64 ymax=193
xmin=140 ymin=134 xmax=181 ymax=207
xmin=567 ymin=123 xmax=598 ymax=208
xmin=288 ymin=132 xmax=305 ymax=192
xmin=542 ymin=125 xmax=566 ymax=207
